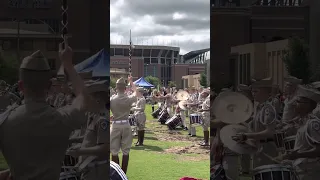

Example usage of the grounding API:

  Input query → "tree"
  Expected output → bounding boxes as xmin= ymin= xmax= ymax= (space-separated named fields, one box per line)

xmin=145 ymin=76 xmax=160 ymax=87
xmin=0 ymin=51 xmax=19 ymax=85
xmin=282 ymin=37 xmax=310 ymax=84
xmin=110 ymin=77 xmax=117 ymax=88
xmin=168 ymin=81 xmax=176 ymax=88
xmin=199 ymin=73 xmax=208 ymax=87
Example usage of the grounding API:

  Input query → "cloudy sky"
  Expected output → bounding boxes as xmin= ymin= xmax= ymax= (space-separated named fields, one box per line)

xmin=110 ymin=0 xmax=210 ymax=55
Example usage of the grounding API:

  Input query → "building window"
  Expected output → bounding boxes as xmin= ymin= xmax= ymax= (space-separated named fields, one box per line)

xmin=20 ymin=39 xmax=33 ymax=51
xmin=151 ymin=58 xmax=158 ymax=64
xmin=115 ymin=48 xmax=124 ymax=56
xmin=144 ymin=58 xmax=150 ymax=64
xmin=133 ymin=49 xmax=142 ymax=56
xmin=151 ymin=49 xmax=160 ymax=57
xmin=47 ymin=58 xmax=56 ymax=70
xmin=110 ymin=48 xmax=114 ymax=56
xmin=46 ymin=40 xmax=58 ymax=51
xmin=246 ymin=53 xmax=250 ymax=84
xmin=239 ymin=54 xmax=243 ymax=84
xmin=143 ymin=49 xmax=151 ymax=57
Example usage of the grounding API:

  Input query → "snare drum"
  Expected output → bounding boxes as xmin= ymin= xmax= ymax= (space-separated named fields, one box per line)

xmin=158 ymin=110 xmax=169 ymax=124
xmin=283 ymin=136 xmax=296 ymax=153
xmin=190 ymin=114 xmax=202 ymax=125
xmin=274 ymin=132 xmax=285 ymax=148
xmin=165 ymin=115 xmax=182 ymax=130
xmin=253 ymin=164 xmax=297 ymax=180
xmin=128 ymin=114 xmax=136 ymax=126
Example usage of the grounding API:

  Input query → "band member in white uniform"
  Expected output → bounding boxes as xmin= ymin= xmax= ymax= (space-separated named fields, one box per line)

xmin=198 ymin=89 xmax=210 ymax=146
xmin=132 ymin=87 xmax=146 ymax=146
xmin=187 ymin=87 xmax=198 ymax=136
xmin=233 ymin=78 xmax=278 ymax=168
xmin=282 ymin=76 xmax=302 ymax=121
xmin=311 ymin=81 xmax=320 ymax=118
xmin=277 ymin=85 xmax=320 ymax=180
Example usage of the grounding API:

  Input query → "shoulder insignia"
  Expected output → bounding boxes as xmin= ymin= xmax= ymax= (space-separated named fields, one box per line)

xmin=100 ymin=118 xmax=109 ymax=130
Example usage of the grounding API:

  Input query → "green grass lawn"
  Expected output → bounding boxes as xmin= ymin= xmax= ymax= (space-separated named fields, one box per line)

xmin=123 ymin=105 xmax=210 ymax=180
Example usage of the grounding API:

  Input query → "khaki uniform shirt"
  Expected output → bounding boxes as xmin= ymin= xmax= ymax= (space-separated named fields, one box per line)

xmin=81 ymin=112 xmax=109 ymax=162
xmin=110 ymin=93 xmax=137 ymax=121
xmin=0 ymin=97 xmax=86 ymax=180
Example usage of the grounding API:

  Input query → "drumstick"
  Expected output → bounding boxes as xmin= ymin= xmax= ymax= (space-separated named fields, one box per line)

xmin=260 ymin=152 xmax=281 ymax=164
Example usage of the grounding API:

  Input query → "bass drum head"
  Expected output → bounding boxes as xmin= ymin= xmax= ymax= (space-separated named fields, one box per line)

xmin=212 ymin=92 xmax=253 ymax=124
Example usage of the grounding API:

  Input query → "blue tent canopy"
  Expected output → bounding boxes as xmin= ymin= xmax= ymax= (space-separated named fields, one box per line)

xmin=74 ymin=49 xmax=110 ymax=77
xmin=134 ymin=77 xmax=154 ymax=88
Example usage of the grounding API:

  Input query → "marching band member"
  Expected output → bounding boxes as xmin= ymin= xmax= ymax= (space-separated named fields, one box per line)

xmin=277 ymin=85 xmax=320 ymax=180
xmin=131 ymin=87 xmax=146 ymax=146
xmin=233 ymin=78 xmax=279 ymax=168
xmin=198 ymin=89 xmax=210 ymax=146
xmin=186 ymin=86 xmax=199 ymax=135
xmin=110 ymin=76 xmax=137 ymax=173
xmin=282 ymin=76 xmax=302 ymax=122
xmin=0 ymin=40 xmax=90 ymax=179
xmin=311 ymin=81 xmax=320 ymax=118
xmin=67 ymin=81 xmax=109 ymax=180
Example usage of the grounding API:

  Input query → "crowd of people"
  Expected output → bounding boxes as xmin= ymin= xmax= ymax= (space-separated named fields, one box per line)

xmin=211 ymin=77 xmax=320 ymax=180
xmin=0 ymin=38 xmax=127 ymax=180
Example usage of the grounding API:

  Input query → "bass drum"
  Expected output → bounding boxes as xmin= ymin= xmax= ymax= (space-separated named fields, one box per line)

xmin=165 ymin=115 xmax=182 ymax=130
xmin=158 ymin=109 xmax=169 ymax=124
xmin=152 ymin=107 xmax=162 ymax=118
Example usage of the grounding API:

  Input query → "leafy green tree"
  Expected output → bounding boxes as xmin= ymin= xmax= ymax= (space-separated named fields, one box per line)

xmin=199 ymin=73 xmax=208 ymax=87
xmin=110 ymin=77 xmax=117 ymax=88
xmin=282 ymin=37 xmax=310 ymax=84
xmin=145 ymin=76 xmax=160 ymax=87
xmin=168 ymin=81 xmax=176 ymax=88
xmin=0 ymin=51 xmax=19 ymax=85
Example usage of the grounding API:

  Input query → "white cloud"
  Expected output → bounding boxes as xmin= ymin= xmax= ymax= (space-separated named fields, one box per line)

xmin=110 ymin=0 xmax=210 ymax=55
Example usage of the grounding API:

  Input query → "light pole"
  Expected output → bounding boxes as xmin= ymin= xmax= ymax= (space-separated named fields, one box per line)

xmin=145 ymin=64 xmax=149 ymax=77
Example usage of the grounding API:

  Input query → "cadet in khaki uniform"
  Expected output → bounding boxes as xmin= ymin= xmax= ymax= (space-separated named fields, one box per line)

xmin=110 ymin=76 xmax=137 ymax=173
xmin=0 ymin=39 xmax=90 ymax=180
xmin=198 ymin=89 xmax=210 ymax=146
xmin=67 ymin=80 xmax=109 ymax=180
xmin=132 ymin=87 xmax=146 ymax=146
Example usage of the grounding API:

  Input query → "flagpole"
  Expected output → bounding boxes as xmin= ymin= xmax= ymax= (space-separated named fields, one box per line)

xmin=129 ymin=30 xmax=132 ymax=77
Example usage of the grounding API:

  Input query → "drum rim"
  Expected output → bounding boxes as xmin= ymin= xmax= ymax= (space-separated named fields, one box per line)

xmin=283 ymin=135 xmax=296 ymax=141
xmin=253 ymin=164 xmax=292 ymax=172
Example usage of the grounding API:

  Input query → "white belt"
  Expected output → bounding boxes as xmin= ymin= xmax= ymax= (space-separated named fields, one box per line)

xmin=112 ymin=120 xmax=129 ymax=124
xmin=87 ymin=160 xmax=108 ymax=168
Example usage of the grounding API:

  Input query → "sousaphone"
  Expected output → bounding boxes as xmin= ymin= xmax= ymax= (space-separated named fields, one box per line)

xmin=176 ymin=90 xmax=190 ymax=101
xmin=212 ymin=92 xmax=253 ymax=124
